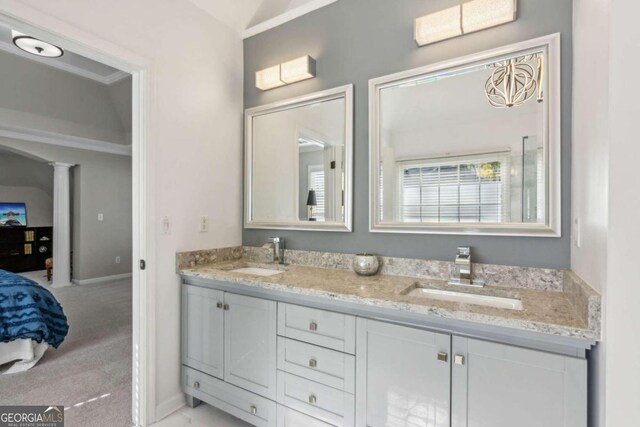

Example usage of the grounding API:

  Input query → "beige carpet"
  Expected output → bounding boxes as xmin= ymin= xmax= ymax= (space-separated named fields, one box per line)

xmin=0 ymin=272 xmax=132 ymax=427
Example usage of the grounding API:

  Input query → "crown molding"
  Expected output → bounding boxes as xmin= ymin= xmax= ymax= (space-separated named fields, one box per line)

xmin=0 ymin=124 xmax=132 ymax=156
xmin=243 ymin=0 xmax=338 ymax=39
xmin=0 ymin=38 xmax=129 ymax=85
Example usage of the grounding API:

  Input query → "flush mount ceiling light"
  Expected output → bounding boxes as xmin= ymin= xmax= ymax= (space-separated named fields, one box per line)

xmin=255 ymin=56 xmax=316 ymax=91
xmin=415 ymin=0 xmax=517 ymax=46
xmin=485 ymin=54 xmax=543 ymax=108
xmin=12 ymin=30 xmax=64 ymax=58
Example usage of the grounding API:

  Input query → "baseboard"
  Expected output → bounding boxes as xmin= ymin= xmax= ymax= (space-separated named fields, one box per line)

xmin=155 ymin=393 xmax=185 ymax=422
xmin=72 ymin=272 xmax=132 ymax=285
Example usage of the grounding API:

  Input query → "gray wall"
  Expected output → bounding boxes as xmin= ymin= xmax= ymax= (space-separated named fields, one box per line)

xmin=0 ymin=49 xmax=130 ymax=144
xmin=0 ymin=138 xmax=132 ymax=280
xmin=0 ymin=150 xmax=54 ymax=226
xmin=243 ymin=0 xmax=573 ymax=268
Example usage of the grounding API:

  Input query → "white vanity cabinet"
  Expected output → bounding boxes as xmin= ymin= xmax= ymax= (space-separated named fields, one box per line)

xmin=182 ymin=284 xmax=278 ymax=426
xmin=451 ymin=337 xmax=587 ymax=427
xmin=181 ymin=281 xmax=588 ymax=427
xmin=355 ymin=318 xmax=452 ymax=427
xmin=181 ymin=285 xmax=225 ymax=379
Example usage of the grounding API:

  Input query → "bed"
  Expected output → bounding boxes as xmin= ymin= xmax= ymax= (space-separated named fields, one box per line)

xmin=0 ymin=269 xmax=69 ymax=374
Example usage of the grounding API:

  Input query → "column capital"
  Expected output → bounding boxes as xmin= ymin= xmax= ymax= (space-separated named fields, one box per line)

xmin=49 ymin=162 xmax=76 ymax=169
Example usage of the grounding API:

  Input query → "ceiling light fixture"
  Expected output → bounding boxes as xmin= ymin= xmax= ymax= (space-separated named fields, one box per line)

xmin=415 ymin=0 xmax=517 ymax=47
xmin=12 ymin=30 xmax=64 ymax=58
xmin=255 ymin=56 xmax=316 ymax=91
xmin=485 ymin=54 xmax=543 ymax=108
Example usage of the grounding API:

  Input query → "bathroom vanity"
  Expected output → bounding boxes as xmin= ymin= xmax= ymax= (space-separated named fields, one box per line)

xmin=178 ymin=249 xmax=598 ymax=427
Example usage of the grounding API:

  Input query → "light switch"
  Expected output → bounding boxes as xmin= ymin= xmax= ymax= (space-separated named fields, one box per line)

xmin=98 ymin=213 xmax=104 ymax=221
xmin=199 ymin=215 xmax=209 ymax=233
xmin=573 ymin=218 xmax=581 ymax=248
xmin=161 ymin=216 xmax=171 ymax=235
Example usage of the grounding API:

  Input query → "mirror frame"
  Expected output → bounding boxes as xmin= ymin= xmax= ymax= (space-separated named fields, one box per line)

xmin=369 ymin=34 xmax=561 ymax=237
xmin=245 ymin=84 xmax=354 ymax=232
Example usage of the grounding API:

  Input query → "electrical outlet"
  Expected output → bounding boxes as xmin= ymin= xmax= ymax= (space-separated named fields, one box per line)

xmin=161 ymin=216 xmax=171 ymax=235
xmin=115 ymin=256 xmax=121 ymax=264
xmin=98 ymin=213 xmax=104 ymax=221
xmin=199 ymin=215 xmax=209 ymax=233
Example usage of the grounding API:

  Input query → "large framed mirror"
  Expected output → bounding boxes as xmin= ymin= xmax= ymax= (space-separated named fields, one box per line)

xmin=245 ymin=85 xmax=353 ymax=231
xmin=370 ymin=34 xmax=561 ymax=236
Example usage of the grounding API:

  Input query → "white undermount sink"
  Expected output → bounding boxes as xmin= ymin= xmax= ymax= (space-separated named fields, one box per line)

xmin=228 ymin=267 xmax=285 ymax=277
xmin=404 ymin=286 xmax=523 ymax=311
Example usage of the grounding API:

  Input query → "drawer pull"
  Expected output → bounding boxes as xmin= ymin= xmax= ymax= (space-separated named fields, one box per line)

xmin=309 ymin=321 xmax=318 ymax=331
xmin=454 ymin=354 xmax=465 ymax=365
xmin=250 ymin=405 xmax=257 ymax=415
xmin=216 ymin=302 xmax=223 ymax=309
xmin=309 ymin=358 xmax=317 ymax=368
xmin=308 ymin=394 xmax=317 ymax=405
xmin=437 ymin=352 xmax=448 ymax=363
xmin=193 ymin=381 xmax=200 ymax=390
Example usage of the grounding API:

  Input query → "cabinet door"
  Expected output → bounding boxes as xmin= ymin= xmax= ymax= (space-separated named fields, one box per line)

xmin=451 ymin=337 xmax=587 ymax=427
xmin=355 ymin=318 xmax=451 ymax=427
xmin=182 ymin=284 xmax=224 ymax=379
xmin=224 ymin=292 xmax=277 ymax=399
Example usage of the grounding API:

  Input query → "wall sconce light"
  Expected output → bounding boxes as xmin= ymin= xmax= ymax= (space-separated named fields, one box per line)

xmin=255 ymin=56 xmax=316 ymax=91
xmin=415 ymin=0 xmax=517 ymax=47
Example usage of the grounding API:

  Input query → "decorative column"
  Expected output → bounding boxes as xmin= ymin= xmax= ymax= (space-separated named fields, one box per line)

xmin=50 ymin=162 xmax=75 ymax=288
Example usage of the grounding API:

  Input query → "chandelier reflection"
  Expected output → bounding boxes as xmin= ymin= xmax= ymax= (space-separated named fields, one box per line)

xmin=485 ymin=54 xmax=543 ymax=108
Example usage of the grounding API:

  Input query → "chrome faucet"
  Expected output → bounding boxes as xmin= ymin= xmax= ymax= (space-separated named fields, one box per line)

xmin=449 ymin=247 xmax=483 ymax=287
xmin=263 ymin=237 xmax=285 ymax=264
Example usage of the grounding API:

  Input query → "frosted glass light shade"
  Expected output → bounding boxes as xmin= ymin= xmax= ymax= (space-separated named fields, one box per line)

xmin=280 ymin=56 xmax=316 ymax=84
xmin=415 ymin=6 xmax=462 ymax=46
xmin=256 ymin=65 xmax=285 ymax=90
xmin=12 ymin=30 xmax=64 ymax=58
xmin=462 ymin=0 xmax=517 ymax=33
xmin=415 ymin=0 xmax=517 ymax=47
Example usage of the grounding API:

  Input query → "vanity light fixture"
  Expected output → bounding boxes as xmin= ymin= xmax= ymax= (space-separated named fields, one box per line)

xmin=415 ymin=0 xmax=517 ymax=46
xmin=255 ymin=56 xmax=316 ymax=91
xmin=12 ymin=30 xmax=64 ymax=58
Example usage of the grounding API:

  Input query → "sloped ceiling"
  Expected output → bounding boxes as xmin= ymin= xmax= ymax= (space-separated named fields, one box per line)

xmin=189 ymin=0 xmax=334 ymax=36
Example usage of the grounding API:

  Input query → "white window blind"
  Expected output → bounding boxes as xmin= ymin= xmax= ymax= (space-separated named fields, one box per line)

xmin=399 ymin=154 xmax=510 ymax=223
xmin=308 ymin=165 xmax=325 ymax=221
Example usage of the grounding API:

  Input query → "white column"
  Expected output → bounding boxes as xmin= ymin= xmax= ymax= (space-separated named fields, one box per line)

xmin=50 ymin=162 xmax=75 ymax=288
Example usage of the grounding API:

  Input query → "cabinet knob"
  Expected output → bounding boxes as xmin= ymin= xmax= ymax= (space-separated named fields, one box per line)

xmin=223 ymin=304 xmax=230 ymax=311
xmin=216 ymin=302 xmax=223 ymax=309
xmin=309 ymin=321 xmax=318 ymax=331
xmin=308 ymin=394 xmax=317 ymax=405
xmin=454 ymin=354 xmax=465 ymax=365
xmin=250 ymin=405 xmax=257 ymax=415
xmin=309 ymin=358 xmax=317 ymax=368
xmin=437 ymin=352 xmax=448 ymax=363
xmin=193 ymin=381 xmax=200 ymax=390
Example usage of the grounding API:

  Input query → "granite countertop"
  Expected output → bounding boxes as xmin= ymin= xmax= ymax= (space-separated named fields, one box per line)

xmin=179 ymin=258 xmax=600 ymax=342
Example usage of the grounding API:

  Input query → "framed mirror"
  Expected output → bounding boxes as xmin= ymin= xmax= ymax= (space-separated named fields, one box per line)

xmin=370 ymin=34 xmax=561 ymax=236
xmin=245 ymin=85 xmax=353 ymax=231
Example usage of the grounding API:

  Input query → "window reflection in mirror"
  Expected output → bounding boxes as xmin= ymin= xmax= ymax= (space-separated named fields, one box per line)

xmin=377 ymin=49 xmax=548 ymax=227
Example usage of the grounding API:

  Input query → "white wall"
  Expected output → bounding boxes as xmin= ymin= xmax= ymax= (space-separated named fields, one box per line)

xmin=572 ymin=2 xmax=610 ymax=425
xmin=573 ymin=1 xmax=640 ymax=426
xmin=0 ymin=185 xmax=52 ymax=226
xmin=606 ymin=0 xmax=640 ymax=425
xmin=0 ymin=0 xmax=243 ymax=421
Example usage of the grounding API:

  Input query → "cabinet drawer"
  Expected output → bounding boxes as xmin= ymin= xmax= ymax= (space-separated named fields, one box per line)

xmin=183 ymin=366 xmax=276 ymax=427
xmin=277 ymin=371 xmax=354 ymax=427
xmin=277 ymin=303 xmax=355 ymax=354
xmin=277 ymin=337 xmax=355 ymax=393
xmin=277 ymin=405 xmax=335 ymax=427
